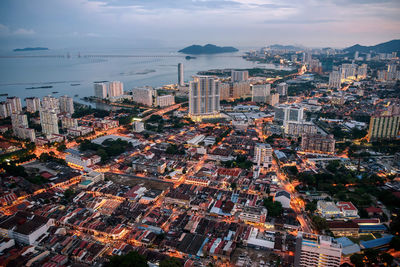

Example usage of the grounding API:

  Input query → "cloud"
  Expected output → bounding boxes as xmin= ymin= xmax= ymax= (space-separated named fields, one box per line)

xmin=14 ymin=28 xmax=35 ymax=35
xmin=264 ymin=19 xmax=340 ymax=24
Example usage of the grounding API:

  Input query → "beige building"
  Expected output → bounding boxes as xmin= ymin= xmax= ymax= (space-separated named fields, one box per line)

xmin=189 ymin=76 xmax=220 ymax=121
xmin=301 ymin=133 xmax=335 ymax=154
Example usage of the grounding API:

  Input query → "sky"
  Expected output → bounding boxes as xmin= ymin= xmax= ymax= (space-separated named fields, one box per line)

xmin=0 ymin=0 xmax=399 ymax=50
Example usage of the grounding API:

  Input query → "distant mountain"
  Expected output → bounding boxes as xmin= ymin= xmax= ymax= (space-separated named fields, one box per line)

xmin=13 ymin=47 xmax=49 ymax=52
xmin=343 ymin=40 xmax=400 ymax=54
xmin=178 ymin=44 xmax=238 ymax=55
xmin=268 ymin=44 xmax=302 ymax=51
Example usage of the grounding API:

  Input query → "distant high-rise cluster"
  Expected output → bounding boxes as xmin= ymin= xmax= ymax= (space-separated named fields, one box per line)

xmin=189 ymin=76 xmax=220 ymax=121
xmin=94 ymin=81 xmax=124 ymax=99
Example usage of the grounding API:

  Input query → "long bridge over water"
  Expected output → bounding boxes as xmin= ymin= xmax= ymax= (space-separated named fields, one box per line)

xmin=0 ymin=54 xmax=244 ymax=59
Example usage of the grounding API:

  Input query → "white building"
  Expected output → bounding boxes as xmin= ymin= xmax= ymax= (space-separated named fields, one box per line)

xmin=254 ymin=143 xmax=272 ymax=168
xmin=189 ymin=76 xmax=220 ymax=121
xmin=274 ymin=190 xmax=291 ymax=209
xmin=108 ymin=81 xmax=124 ymax=97
xmin=357 ymin=64 xmax=368 ymax=80
xmin=231 ymin=70 xmax=249 ymax=82
xmin=294 ymin=232 xmax=342 ymax=267
xmin=132 ymin=87 xmax=154 ymax=106
xmin=41 ymin=96 xmax=60 ymax=113
xmin=11 ymin=113 xmax=28 ymax=128
xmin=94 ymin=83 xmax=108 ymax=99
xmin=178 ymin=63 xmax=184 ymax=86
xmin=285 ymin=121 xmax=317 ymax=136
xmin=25 ymin=97 xmax=41 ymax=113
xmin=0 ymin=102 xmax=12 ymax=118
xmin=276 ymin=82 xmax=288 ymax=96
xmin=340 ymin=63 xmax=357 ymax=80
xmin=317 ymin=201 xmax=341 ymax=219
xmin=65 ymin=150 xmax=101 ymax=170
xmin=252 ymin=84 xmax=270 ymax=103
xmin=6 ymin=97 xmax=22 ymax=114
xmin=329 ymin=70 xmax=341 ymax=89
xmin=13 ymin=127 xmax=36 ymax=142
xmin=61 ymin=116 xmax=78 ymax=129
xmin=67 ymin=126 xmax=94 ymax=137
xmin=155 ymin=94 xmax=175 ymax=107
xmin=274 ymin=104 xmax=304 ymax=125
xmin=40 ymin=108 xmax=59 ymax=136
xmin=239 ymin=206 xmax=267 ymax=224
xmin=59 ymin=95 xmax=74 ymax=114
xmin=133 ymin=121 xmax=145 ymax=133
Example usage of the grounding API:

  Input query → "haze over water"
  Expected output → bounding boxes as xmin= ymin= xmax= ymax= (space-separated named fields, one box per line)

xmin=0 ymin=47 xmax=292 ymax=104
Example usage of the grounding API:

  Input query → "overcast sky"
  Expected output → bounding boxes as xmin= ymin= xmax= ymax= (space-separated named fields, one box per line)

xmin=0 ymin=0 xmax=399 ymax=50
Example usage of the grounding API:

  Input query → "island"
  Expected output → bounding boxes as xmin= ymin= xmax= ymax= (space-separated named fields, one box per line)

xmin=178 ymin=44 xmax=238 ymax=55
xmin=13 ymin=47 xmax=49 ymax=52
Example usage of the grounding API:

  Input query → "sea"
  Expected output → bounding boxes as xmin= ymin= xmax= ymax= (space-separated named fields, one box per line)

xmin=0 ymin=47 xmax=293 ymax=107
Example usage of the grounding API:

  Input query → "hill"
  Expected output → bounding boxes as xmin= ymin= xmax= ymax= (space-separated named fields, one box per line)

xmin=13 ymin=47 xmax=49 ymax=52
xmin=178 ymin=44 xmax=238 ymax=55
xmin=343 ymin=40 xmax=400 ymax=54
xmin=268 ymin=44 xmax=302 ymax=51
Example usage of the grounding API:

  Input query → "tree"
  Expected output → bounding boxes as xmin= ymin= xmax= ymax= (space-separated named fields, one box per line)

xmin=159 ymin=257 xmax=183 ymax=267
xmin=350 ymin=254 xmax=364 ymax=267
xmin=230 ymin=182 xmax=237 ymax=190
xmin=389 ymin=235 xmax=400 ymax=250
xmin=380 ymin=253 xmax=393 ymax=266
xmin=64 ymin=189 xmax=75 ymax=199
xmin=263 ymin=197 xmax=283 ymax=217
xmin=311 ymin=215 xmax=328 ymax=232
xmin=106 ymin=251 xmax=148 ymax=267
xmin=305 ymin=201 xmax=317 ymax=213
xmin=363 ymin=248 xmax=379 ymax=265
xmin=57 ymin=142 xmax=67 ymax=152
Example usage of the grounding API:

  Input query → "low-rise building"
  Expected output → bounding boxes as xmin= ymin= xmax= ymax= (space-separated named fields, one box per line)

xmin=67 ymin=126 xmax=94 ymax=137
xmin=317 ymin=201 xmax=341 ymax=219
xmin=274 ymin=191 xmax=291 ymax=209
xmin=239 ymin=206 xmax=267 ymax=224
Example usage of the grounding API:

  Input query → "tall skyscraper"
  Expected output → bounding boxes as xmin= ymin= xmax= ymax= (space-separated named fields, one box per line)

xmin=108 ymin=81 xmax=124 ymax=97
xmin=252 ymin=84 xmax=271 ymax=103
xmin=6 ymin=97 xmax=22 ymax=114
xmin=59 ymin=95 xmax=74 ymax=114
xmin=274 ymin=104 xmax=304 ymax=123
xmin=25 ymin=97 xmax=41 ymax=113
xmin=94 ymin=83 xmax=108 ymax=99
xmin=11 ymin=112 xmax=35 ymax=141
xmin=231 ymin=70 xmax=249 ymax=82
xmin=357 ymin=64 xmax=368 ymax=80
xmin=328 ymin=71 xmax=341 ymax=89
xmin=189 ymin=76 xmax=220 ymax=121
xmin=178 ymin=63 xmax=184 ymax=86
xmin=40 ymin=108 xmax=59 ymax=136
xmin=254 ymin=143 xmax=272 ymax=168
xmin=294 ymin=232 xmax=342 ymax=267
xmin=42 ymin=96 xmax=60 ymax=113
xmin=0 ymin=102 xmax=12 ymax=118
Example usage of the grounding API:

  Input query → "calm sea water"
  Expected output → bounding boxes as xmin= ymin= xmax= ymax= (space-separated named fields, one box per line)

xmin=0 ymin=47 xmax=292 ymax=105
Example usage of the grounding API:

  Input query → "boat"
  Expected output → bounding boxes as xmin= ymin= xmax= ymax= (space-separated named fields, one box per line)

xmin=74 ymin=94 xmax=79 ymax=97
xmin=0 ymin=93 xmax=8 ymax=96
xmin=52 ymin=91 xmax=59 ymax=94
xmin=70 ymin=83 xmax=80 ymax=86
xmin=26 ymin=85 xmax=53 ymax=89
xmin=185 ymin=56 xmax=196 ymax=60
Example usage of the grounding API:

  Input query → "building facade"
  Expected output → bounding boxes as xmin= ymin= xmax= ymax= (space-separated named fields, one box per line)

xmin=301 ymin=133 xmax=335 ymax=154
xmin=59 ymin=95 xmax=74 ymax=114
xmin=40 ymin=108 xmax=59 ymax=136
xmin=25 ymin=97 xmax=41 ymax=113
xmin=94 ymin=83 xmax=108 ymax=99
xmin=254 ymin=143 xmax=272 ymax=168
xmin=231 ymin=70 xmax=249 ymax=82
xmin=132 ymin=87 xmax=154 ymax=106
xmin=178 ymin=63 xmax=184 ymax=86
xmin=108 ymin=81 xmax=124 ymax=97
xmin=252 ymin=84 xmax=271 ymax=103
xmin=155 ymin=95 xmax=175 ymax=107
xmin=189 ymin=76 xmax=220 ymax=121
xmin=276 ymin=82 xmax=288 ymax=96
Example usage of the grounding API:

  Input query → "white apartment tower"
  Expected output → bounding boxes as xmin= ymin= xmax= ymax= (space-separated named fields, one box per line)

xmin=94 ymin=83 xmax=108 ymax=99
xmin=132 ymin=87 xmax=154 ymax=106
xmin=231 ymin=70 xmax=249 ymax=82
xmin=189 ymin=76 xmax=220 ymax=121
xmin=252 ymin=84 xmax=271 ymax=103
xmin=254 ymin=143 xmax=272 ymax=168
xmin=59 ymin=95 xmax=74 ymax=114
xmin=178 ymin=63 xmax=184 ymax=86
xmin=6 ymin=97 xmax=22 ymax=114
xmin=276 ymin=82 xmax=288 ymax=96
xmin=40 ymin=108 xmax=59 ymax=136
xmin=0 ymin=102 xmax=12 ymax=118
xmin=329 ymin=70 xmax=341 ymax=89
xmin=25 ymin=97 xmax=41 ymax=113
xmin=11 ymin=113 xmax=28 ymax=129
xmin=42 ymin=96 xmax=60 ymax=113
xmin=108 ymin=81 xmax=124 ymax=97
xmin=294 ymin=232 xmax=342 ymax=267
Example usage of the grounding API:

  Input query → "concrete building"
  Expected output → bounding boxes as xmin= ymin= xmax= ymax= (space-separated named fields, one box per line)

xmin=357 ymin=64 xmax=368 ymax=80
xmin=340 ymin=63 xmax=357 ymax=81
xmin=252 ymin=84 xmax=270 ymax=103
xmin=11 ymin=113 xmax=35 ymax=141
xmin=317 ymin=201 xmax=341 ymax=219
xmin=231 ymin=70 xmax=249 ymax=82
xmin=329 ymin=70 xmax=341 ymax=89
xmin=67 ymin=126 xmax=94 ymax=137
xmin=254 ymin=143 xmax=272 ymax=168
xmin=25 ymin=97 xmax=41 ymax=113
xmin=294 ymin=232 xmax=342 ymax=267
xmin=301 ymin=133 xmax=335 ymax=154
xmin=239 ymin=206 xmax=267 ymax=224
xmin=40 ymin=108 xmax=59 ymax=136
xmin=286 ymin=121 xmax=317 ymax=136
xmin=59 ymin=95 xmax=74 ymax=114
xmin=41 ymin=96 xmax=60 ymax=113
xmin=155 ymin=94 xmax=175 ymax=107
xmin=132 ymin=87 xmax=154 ymax=106
xmin=6 ymin=97 xmax=22 ymax=114
xmin=189 ymin=76 xmax=220 ymax=121
xmin=231 ymin=81 xmax=251 ymax=99
xmin=267 ymin=93 xmax=279 ymax=106
xmin=11 ymin=113 xmax=28 ymax=129
xmin=133 ymin=121 xmax=145 ymax=133
xmin=274 ymin=104 xmax=304 ymax=124
xmin=94 ymin=83 xmax=108 ymax=99
xmin=0 ymin=102 xmax=12 ymax=118
xmin=178 ymin=63 xmax=184 ymax=86
xmin=276 ymin=82 xmax=288 ymax=96
xmin=108 ymin=81 xmax=124 ymax=97
xmin=220 ymin=83 xmax=231 ymax=101
xmin=61 ymin=116 xmax=78 ymax=129
xmin=367 ymin=107 xmax=400 ymax=141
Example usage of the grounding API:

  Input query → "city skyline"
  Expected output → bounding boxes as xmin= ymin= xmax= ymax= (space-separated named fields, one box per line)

xmin=1 ymin=0 xmax=400 ymax=50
